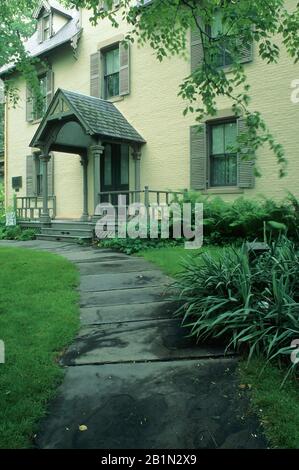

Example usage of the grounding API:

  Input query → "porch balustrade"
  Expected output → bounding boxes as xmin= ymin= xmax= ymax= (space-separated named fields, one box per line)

xmin=97 ymin=186 xmax=186 ymax=207
xmin=15 ymin=196 xmax=56 ymax=221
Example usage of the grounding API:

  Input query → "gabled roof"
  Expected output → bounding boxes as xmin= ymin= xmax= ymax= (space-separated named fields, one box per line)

xmin=33 ymin=0 xmax=73 ymax=19
xmin=0 ymin=1 xmax=81 ymax=76
xmin=30 ymin=88 xmax=146 ymax=147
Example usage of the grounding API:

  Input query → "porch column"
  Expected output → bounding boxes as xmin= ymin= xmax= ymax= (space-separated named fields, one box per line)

xmin=80 ymin=155 xmax=89 ymax=221
xmin=132 ymin=146 xmax=142 ymax=203
xmin=40 ymin=154 xmax=51 ymax=225
xmin=90 ymin=143 xmax=105 ymax=213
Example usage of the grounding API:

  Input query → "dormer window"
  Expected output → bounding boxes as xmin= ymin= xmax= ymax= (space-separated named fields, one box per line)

xmin=37 ymin=12 xmax=52 ymax=43
xmin=42 ymin=14 xmax=51 ymax=41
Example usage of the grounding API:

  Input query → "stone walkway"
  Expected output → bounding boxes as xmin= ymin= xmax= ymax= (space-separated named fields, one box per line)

xmin=1 ymin=240 xmax=266 ymax=449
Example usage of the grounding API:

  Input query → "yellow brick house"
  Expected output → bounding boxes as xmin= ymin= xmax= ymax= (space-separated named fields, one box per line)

xmin=1 ymin=0 xmax=299 ymax=240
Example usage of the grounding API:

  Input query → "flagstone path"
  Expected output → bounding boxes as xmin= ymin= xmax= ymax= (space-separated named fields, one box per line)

xmin=1 ymin=240 xmax=267 ymax=449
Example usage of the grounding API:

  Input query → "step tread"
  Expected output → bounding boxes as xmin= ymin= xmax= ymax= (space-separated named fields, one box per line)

xmin=37 ymin=234 xmax=92 ymax=242
xmin=41 ymin=228 xmax=94 ymax=234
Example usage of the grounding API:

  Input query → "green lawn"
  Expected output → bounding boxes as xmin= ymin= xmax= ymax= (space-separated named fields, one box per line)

xmin=137 ymin=245 xmax=299 ymax=449
xmin=0 ymin=247 xmax=80 ymax=449
xmin=136 ymin=245 xmax=223 ymax=276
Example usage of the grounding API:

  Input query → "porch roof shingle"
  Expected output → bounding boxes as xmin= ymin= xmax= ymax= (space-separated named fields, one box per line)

xmin=61 ymin=89 xmax=146 ymax=144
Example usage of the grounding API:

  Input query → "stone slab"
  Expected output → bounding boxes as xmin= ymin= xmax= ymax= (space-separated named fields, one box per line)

xmin=62 ymin=319 xmax=231 ymax=365
xmin=36 ymin=359 xmax=266 ymax=449
xmin=80 ymin=270 xmax=171 ymax=292
xmin=80 ymin=286 xmax=173 ymax=307
xmin=63 ymin=252 xmax=131 ymax=263
xmin=78 ymin=258 xmax=157 ymax=275
xmin=80 ymin=301 xmax=179 ymax=325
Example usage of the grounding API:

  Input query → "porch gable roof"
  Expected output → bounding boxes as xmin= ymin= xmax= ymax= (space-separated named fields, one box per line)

xmin=30 ymin=88 xmax=146 ymax=149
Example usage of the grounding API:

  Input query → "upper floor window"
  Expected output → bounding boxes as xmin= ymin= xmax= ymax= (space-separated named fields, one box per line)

xmin=103 ymin=46 xmax=120 ymax=99
xmin=209 ymin=120 xmax=237 ymax=187
xmin=209 ymin=11 xmax=233 ymax=68
xmin=42 ymin=14 xmax=51 ymax=41
xmin=37 ymin=12 xmax=52 ymax=43
xmin=26 ymin=70 xmax=54 ymax=123
xmin=34 ymin=74 xmax=48 ymax=120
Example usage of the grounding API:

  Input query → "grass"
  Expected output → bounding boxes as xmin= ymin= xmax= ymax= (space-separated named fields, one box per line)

xmin=136 ymin=245 xmax=223 ymax=277
xmin=0 ymin=247 xmax=80 ymax=449
xmin=239 ymin=359 xmax=299 ymax=448
xmin=137 ymin=244 xmax=299 ymax=449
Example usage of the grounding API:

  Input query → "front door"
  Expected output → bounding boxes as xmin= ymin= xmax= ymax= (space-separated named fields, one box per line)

xmin=100 ymin=143 xmax=129 ymax=205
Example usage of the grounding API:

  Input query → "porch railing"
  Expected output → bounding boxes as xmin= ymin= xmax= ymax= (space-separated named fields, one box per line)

xmin=15 ymin=196 xmax=56 ymax=221
xmin=97 ymin=186 xmax=186 ymax=207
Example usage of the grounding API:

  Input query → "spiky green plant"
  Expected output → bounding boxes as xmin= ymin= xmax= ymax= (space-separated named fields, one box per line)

xmin=173 ymin=237 xmax=299 ymax=380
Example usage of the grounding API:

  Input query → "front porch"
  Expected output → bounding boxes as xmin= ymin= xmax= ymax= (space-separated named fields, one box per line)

xmin=16 ymin=88 xmax=185 ymax=241
xmin=26 ymin=88 xmax=147 ymax=227
xmin=17 ymin=186 xmax=186 ymax=242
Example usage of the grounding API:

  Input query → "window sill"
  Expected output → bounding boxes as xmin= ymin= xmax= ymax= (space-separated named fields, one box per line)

xmin=203 ymin=187 xmax=244 ymax=195
xmin=107 ymin=96 xmax=124 ymax=104
xmin=30 ymin=118 xmax=42 ymax=125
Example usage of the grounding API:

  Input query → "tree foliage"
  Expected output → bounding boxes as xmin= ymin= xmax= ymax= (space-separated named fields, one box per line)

xmin=67 ymin=0 xmax=299 ymax=175
xmin=1 ymin=0 xmax=299 ymax=173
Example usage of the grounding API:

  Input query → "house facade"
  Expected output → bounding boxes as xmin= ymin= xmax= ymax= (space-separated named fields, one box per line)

xmin=1 ymin=0 xmax=299 ymax=227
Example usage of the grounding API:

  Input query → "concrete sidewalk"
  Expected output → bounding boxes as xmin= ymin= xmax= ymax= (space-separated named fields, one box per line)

xmin=0 ymin=240 xmax=267 ymax=449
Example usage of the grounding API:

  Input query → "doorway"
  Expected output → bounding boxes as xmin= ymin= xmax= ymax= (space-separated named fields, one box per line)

xmin=100 ymin=143 xmax=129 ymax=205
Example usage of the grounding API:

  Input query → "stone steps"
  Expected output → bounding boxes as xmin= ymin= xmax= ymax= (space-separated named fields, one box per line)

xmin=36 ymin=221 xmax=95 ymax=243
xmin=36 ymin=234 xmax=92 ymax=243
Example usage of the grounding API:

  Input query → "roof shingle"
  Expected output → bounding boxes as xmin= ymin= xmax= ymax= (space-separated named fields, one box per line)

xmin=61 ymin=89 xmax=146 ymax=144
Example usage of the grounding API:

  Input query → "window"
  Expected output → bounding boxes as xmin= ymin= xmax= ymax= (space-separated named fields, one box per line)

xmin=209 ymin=120 xmax=237 ymax=187
xmin=103 ymin=46 xmax=120 ymax=99
xmin=35 ymin=157 xmax=43 ymax=196
xmin=34 ymin=74 xmax=47 ymax=120
xmin=42 ymin=14 xmax=51 ymax=41
xmin=209 ymin=10 xmax=233 ymax=67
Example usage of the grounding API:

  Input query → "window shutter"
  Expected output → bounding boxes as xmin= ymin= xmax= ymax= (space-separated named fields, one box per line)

xmin=237 ymin=37 xmax=253 ymax=64
xmin=46 ymin=69 xmax=54 ymax=109
xmin=90 ymin=52 xmax=101 ymax=98
xmin=190 ymin=125 xmax=207 ymax=190
xmin=37 ymin=19 xmax=43 ymax=44
xmin=49 ymin=14 xmax=53 ymax=38
xmin=26 ymin=85 xmax=34 ymax=122
xmin=47 ymin=154 xmax=54 ymax=196
xmin=190 ymin=19 xmax=204 ymax=73
xmin=237 ymin=117 xmax=255 ymax=188
xmin=26 ymin=155 xmax=35 ymax=196
xmin=119 ymin=43 xmax=130 ymax=96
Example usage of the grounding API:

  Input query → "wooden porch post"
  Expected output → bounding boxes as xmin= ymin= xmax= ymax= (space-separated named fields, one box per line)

xmin=132 ymin=145 xmax=141 ymax=203
xmin=90 ymin=143 xmax=104 ymax=213
xmin=40 ymin=154 xmax=51 ymax=225
xmin=80 ymin=155 xmax=89 ymax=221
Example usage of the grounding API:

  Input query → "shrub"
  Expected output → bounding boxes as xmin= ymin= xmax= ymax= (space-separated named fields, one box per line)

xmin=0 ymin=226 xmax=37 ymax=241
xmin=98 ymin=237 xmax=182 ymax=255
xmin=173 ymin=192 xmax=299 ymax=245
xmin=0 ymin=183 xmax=4 ymax=224
xmin=173 ymin=237 xmax=299 ymax=378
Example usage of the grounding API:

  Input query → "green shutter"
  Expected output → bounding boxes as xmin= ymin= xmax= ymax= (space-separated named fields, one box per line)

xmin=26 ymin=155 xmax=34 ymax=196
xmin=49 ymin=13 xmax=53 ymax=38
xmin=190 ymin=19 xmax=204 ymax=73
xmin=37 ymin=19 xmax=43 ymax=44
xmin=47 ymin=154 xmax=54 ymax=196
xmin=46 ymin=69 xmax=54 ymax=109
xmin=26 ymin=85 xmax=34 ymax=122
xmin=119 ymin=43 xmax=130 ymax=96
xmin=237 ymin=117 xmax=255 ymax=188
xmin=190 ymin=125 xmax=207 ymax=190
xmin=237 ymin=37 xmax=253 ymax=64
xmin=90 ymin=52 xmax=101 ymax=98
